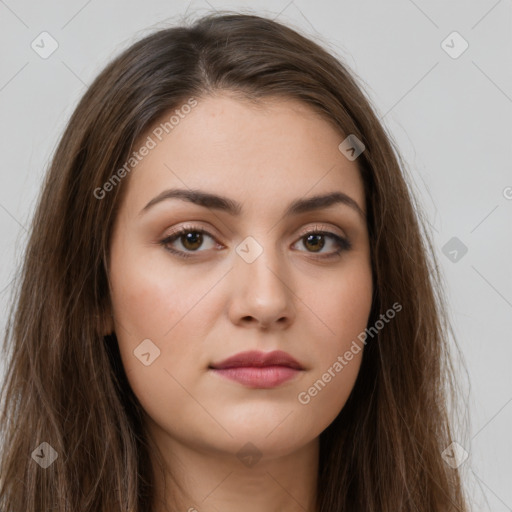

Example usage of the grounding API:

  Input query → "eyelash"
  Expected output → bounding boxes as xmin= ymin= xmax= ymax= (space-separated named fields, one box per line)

xmin=159 ymin=224 xmax=352 ymax=260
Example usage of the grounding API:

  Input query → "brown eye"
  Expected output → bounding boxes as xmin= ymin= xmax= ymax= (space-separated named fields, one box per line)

xmin=293 ymin=230 xmax=351 ymax=259
xmin=180 ymin=231 xmax=203 ymax=251
xmin=160 ymin=226 xmax=218 ymax=259
xmin=302 ymin=233 xmax=325 ymax=253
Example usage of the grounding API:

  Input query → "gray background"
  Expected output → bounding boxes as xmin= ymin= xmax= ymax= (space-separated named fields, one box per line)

xmin=0 ymin=0 xmax=511 ymax=509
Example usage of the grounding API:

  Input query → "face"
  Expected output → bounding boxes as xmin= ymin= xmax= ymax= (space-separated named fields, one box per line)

xmin=107 ymin=92 xmax=373 ymax=460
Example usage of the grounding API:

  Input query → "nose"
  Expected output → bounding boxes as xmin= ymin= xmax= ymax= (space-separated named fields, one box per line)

xmin=227 ymin=240 xmax=296 ymax=330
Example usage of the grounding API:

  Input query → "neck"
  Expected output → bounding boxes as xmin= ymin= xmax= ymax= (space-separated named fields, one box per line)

xmin=147 ymin=420 xmax=319 ymax=512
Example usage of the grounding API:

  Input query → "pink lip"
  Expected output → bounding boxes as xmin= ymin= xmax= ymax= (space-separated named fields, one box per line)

xmin=209 ymin=350 xmax=304 ymax=389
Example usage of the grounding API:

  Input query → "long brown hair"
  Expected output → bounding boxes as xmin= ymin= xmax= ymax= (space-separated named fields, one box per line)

xmin=0 ymin=11 xmax=470 ymax=511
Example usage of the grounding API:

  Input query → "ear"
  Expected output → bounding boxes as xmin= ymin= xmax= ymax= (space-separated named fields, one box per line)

xmin=99 ymin=301 xmax=115 ymax=336
xmin=102 ymin=313 xmax=115 ymax=336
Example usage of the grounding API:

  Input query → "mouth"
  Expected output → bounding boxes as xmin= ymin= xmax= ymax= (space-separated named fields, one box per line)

xmin=208 ymin=350 xmax=304 ymax=389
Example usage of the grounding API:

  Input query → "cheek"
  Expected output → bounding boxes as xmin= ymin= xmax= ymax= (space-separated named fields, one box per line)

xmin=108 ymin=243 xmax=178 ymax=375
xmin=107 ymin=245 xmax=220 ymax=392
xmin=297 ymin=260 xmax=372 ymax=409
xmin=310 ymin=260 xmax=373 ymax=349
xmin=110 ymin=269 xmax=171 ymax=338
xmin=108 ymin=253 xmax=211 ymax=430
xmin=109 ymin=243 xmax=205 ymax=341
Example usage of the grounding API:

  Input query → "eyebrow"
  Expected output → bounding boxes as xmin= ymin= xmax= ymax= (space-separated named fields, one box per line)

xmin=139 ymin=188 xmax=366 ymax=219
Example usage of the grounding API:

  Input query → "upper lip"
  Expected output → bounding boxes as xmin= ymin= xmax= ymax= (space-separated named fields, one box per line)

xmin=209 ymin=350 xmax=304 ymax=370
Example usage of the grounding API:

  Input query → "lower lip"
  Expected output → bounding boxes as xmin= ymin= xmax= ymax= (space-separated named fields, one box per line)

xmin=210 ymin=366 xmax=301 ymax=388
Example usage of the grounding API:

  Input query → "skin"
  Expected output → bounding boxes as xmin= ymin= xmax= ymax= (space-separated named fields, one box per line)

xmin=106 ymin=92 xmax=373 ymax=512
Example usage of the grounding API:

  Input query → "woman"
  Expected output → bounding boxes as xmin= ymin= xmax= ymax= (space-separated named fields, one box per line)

xmin=0 ymin=12 xmax=470 ymax=512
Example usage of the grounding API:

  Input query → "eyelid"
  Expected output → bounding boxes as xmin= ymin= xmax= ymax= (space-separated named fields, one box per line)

xmin=295 ymin=222 xmax=346 ymax=239
xmin=162 ymin=222 xmax=346 ymax=245
xmin=163 ymin=222 xmax=219 ymax=239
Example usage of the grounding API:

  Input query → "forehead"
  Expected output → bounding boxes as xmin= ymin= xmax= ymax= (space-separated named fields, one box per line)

xmin=121 ymin=92 xmax=365 ymax=218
